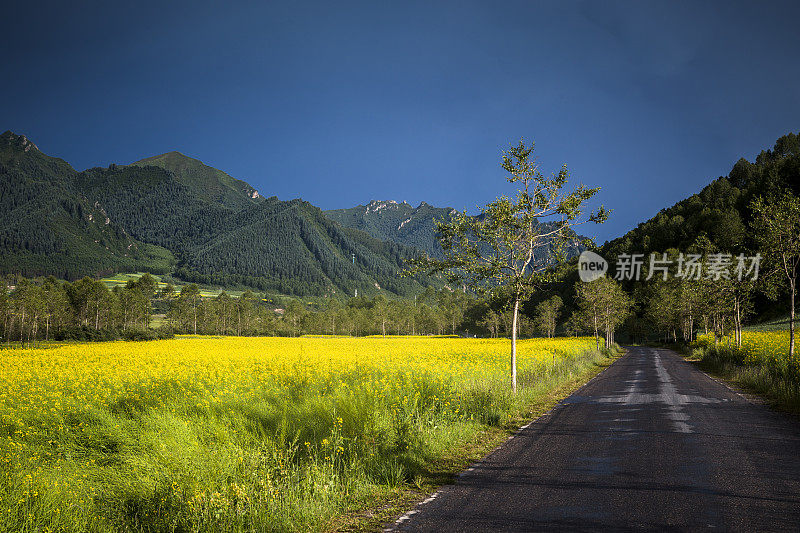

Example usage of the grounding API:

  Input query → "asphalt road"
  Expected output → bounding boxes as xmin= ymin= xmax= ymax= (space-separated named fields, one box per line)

xmin=387 ymin=346 xmax=800 ymax=532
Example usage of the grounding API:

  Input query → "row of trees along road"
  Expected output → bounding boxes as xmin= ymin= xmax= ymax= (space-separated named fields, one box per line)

xmin=630 ymin=191 xmax=800 ymax=357
xmin=601 ymin=134 xmax=800 ymax=358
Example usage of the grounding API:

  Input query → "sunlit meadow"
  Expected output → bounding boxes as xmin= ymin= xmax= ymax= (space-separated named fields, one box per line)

xmin=0 ymin=336 xmax=603 ymax=531
xmin=694 ymin=331 xmax=800 ymax=410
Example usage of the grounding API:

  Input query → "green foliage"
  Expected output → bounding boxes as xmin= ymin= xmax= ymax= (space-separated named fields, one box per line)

xmin=130 ymin=150 xmax=263 ymax=209
xmin=751 ymin=191 xmax=800 ymax=356
xmin=693 ymin=340 xmax=800 ymax=413
xmin=0 ymin=133 xmax=433 ymax=297
xmin=534 ymin=295 xmax=563 ymax=338
xmin=406 ymin=139 xmax=607 ymax=392
xmin=407 ymin=140 xmax=605 ymax=297
xmin=574 ymin=277 xmax=632 ymax=348
xmin=0 ymin=132 xmax=175 ymax=279
xmin=0 ymin=275 xmax=180 ymax=343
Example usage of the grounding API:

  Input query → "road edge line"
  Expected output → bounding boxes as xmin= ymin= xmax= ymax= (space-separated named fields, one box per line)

xmin=380 ymin=347 xmax=627 ymax=532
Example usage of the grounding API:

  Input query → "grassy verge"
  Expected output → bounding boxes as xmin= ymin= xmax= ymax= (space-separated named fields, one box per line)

xmin=336 ymin=345 xmax=622 ymax=532
xmin=679 ymin=340 xmax=800 ymax=414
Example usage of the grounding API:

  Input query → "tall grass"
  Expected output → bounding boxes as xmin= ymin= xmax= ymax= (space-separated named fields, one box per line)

xmin=692 ymin=332 xmax=800 ymax=412
xmin=0 ymin=336 xmax=608 ymax=532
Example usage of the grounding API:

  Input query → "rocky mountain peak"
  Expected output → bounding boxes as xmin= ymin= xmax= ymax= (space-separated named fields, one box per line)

xmin=1 ymin=131 xmax=39 ymax=153
xmin=365 ymin=200 xmax=401 ymax=214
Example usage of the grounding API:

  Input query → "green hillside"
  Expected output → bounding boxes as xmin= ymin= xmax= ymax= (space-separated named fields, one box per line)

xmin=0 ymin=133 xmax=432 ymax=297
xmin=130 ymin=151 xmax=262 ymax=209
xmin=76 ymin=163 xmax=233 ymax=255
xmin=78 ymin=164 xmax=431 ymax=295
xmin=602 ymin=132 xmax=800 ymax=259
xmin=0 ymin=131 xmax=174 ymax=278
xmin=181 ymin=198 xmax=429 ymax=296
xmin=326 ymin=200 xmax=456 ymax=257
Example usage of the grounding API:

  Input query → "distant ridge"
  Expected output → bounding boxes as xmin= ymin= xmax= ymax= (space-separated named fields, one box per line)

xmin=326 ymin=200 xmax=457 ymax=258
xmin=326 ymin=199 xmax=587 ymax=260
xmin=130 ymin=151 xmax=262 ymax=209
xmin=0 ymin=132 xmax=434 ymax=297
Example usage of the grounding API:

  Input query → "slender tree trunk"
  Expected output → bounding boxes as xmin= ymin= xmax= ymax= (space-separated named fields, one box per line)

xmin=790 ymin=280 xmax=796 ymax=358
xmin=511 ymin=298 xmax=519 ymax=394
xmin=735 ymin=299 xmax=742 ymax=348
xmin=593 ymin=313 xmax=599 ymax=351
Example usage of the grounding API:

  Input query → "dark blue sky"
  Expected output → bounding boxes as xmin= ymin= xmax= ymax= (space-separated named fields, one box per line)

xmin=3 ymin=1 xmax=799 ymax=243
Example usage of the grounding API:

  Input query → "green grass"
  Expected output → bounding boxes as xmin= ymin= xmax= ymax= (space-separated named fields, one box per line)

xmin=99 ymin=272 xmax=246 ymax=298
xmin=686 ymin=343 xmax=800 ymax=414
xmin=0 ymin=343 xmax=617 ymax=532
xmin=743 ymin=314 xmax=796 ymax=332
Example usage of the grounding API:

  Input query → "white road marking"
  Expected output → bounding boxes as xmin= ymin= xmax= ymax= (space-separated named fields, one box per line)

xmin=384 ymin=491 xmax=441 ymax=531
xmin=594 ymin=350 xmax=721 ymax=434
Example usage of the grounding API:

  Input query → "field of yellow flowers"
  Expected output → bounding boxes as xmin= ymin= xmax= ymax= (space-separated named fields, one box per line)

xmin=694 ymin=330 xmax=799 ymax=410
xmin=0 ymin=335 xmax=602 ymax=531
xmin=695 ymin=331 xmax=794 ymax=370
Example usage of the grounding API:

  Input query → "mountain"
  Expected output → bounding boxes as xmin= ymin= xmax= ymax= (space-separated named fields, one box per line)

xmin=601 ymin=132 xmax=800 ymax=260
xmin=130 ymin=151 xmax=262 ymax=210
xmin=0 ymin=131 xmax=174 ymax=279
xmin=326 ymin=200 xmax=587 ymax=260
xmin=0 ymin=133 xmax=432 ymax=297
xmin=77 ymin=162 xmax=430 ymax=295
xmin=325 ymin=200 xmax=456 ymax=258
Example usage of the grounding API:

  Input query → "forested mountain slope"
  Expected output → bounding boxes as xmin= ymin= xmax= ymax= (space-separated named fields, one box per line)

xmin=0 ymin=132 xmax=432 ymax=296
xmin=602 ymin=132 xmax=800 ymax=259
xmin=326 ymin=200 xmax=455 ymax=257
xmin=130 ymin=151 xmax=262 ymax=210
xmin=0 ymin=131 xmax=174 ymax=278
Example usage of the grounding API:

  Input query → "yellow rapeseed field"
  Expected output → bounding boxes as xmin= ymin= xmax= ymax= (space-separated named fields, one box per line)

xmin=695 ymin=330 xmax=792 ymax=367
xmin=0 ymin=335 xmax=600 ymax=531
xmin=694 ymin=330 xmax=800 ymax=413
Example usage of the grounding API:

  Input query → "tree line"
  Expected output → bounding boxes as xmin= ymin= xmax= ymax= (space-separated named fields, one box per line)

xmin=599 ymin=133 xmax=800 ymax=356
xmin=0 ymin=274 xmax=166 ymax=344
xmin=1 ymin=271 xmax=628 ymax=345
